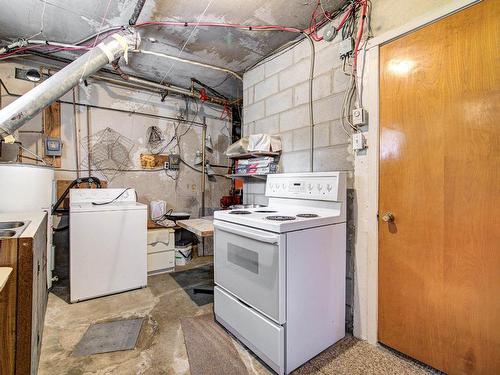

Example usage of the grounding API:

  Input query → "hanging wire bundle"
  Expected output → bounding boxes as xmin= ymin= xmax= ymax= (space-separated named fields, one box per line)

xmin=80 ymin=127 xmax=135 ymax=181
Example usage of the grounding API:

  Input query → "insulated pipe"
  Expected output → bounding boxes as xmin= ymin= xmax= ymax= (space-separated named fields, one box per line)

xmin=0 ymin=32 xmax=137 ymax=139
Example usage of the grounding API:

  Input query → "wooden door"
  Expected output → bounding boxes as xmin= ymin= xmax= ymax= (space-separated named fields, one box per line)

xmin=378 ymin=1 xmax=500 ymax=374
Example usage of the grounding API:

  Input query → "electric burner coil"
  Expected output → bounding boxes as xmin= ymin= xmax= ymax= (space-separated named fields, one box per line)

xmin=265 ymin=215 xmax=296 ymax=221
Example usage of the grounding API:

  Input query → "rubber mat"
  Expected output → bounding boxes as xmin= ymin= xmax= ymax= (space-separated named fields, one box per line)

xmin=72 ymin=318 xmax=143 ymax=357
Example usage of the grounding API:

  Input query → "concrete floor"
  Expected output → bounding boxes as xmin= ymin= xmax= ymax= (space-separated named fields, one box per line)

xmin=39 ymin=256 xmax=440 ymax=375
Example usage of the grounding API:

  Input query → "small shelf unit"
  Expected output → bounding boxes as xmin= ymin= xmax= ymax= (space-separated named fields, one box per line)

xmin=228 ymin=151 xmax=281 ymax=160
xmin=227 ymin=151 xmax=281 ymax=179
xmin=226 ymin=173 xmax=269 ymax=180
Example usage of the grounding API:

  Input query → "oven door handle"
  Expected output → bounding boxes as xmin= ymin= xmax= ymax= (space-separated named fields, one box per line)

xmin=214 ymin=221 xmax=280 ymax=245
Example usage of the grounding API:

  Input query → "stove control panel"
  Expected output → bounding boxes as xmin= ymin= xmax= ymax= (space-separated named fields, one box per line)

xmin=265 ymin=172 xmax=345 ymax=201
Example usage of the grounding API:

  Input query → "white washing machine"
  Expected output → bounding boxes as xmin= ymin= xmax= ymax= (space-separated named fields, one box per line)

xmin=69 ymin=188 xmax=147 ymax=303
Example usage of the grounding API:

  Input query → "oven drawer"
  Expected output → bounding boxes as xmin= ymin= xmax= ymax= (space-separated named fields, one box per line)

xmin=214 ymin=286 xmax=284 ymax=374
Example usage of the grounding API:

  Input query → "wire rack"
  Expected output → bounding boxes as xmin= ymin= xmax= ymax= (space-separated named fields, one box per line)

xmin=80 ymin=127 xmax=135 ymax=181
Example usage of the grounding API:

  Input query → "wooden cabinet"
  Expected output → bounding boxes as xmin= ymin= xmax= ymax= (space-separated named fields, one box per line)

xmin=0 ymin=214 xmax=48 ymax=375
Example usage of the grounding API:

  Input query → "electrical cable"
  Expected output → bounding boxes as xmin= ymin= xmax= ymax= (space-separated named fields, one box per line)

xmin=179 ymin=158 xmax=230 ymax=179
xmin=91 ymin=187 xmax=132 ymax=205
xmin=304 ymin=32 xmax=316 ymax=172
xmin=25 ymin=0 xmax=47 ymax=40
xmin=134 ymin=0 xmax=215 ymax=114
xmin=17 ymin=144 xmax=48 ymax=165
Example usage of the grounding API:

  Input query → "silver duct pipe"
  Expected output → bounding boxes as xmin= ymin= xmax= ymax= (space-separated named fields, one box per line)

xmin=0 ymin=32 xmax=138 ymax=139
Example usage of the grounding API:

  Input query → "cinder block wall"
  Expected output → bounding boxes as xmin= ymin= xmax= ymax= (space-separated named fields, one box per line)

xmin=242 ymin=31 xmax=353 ymax=205
xmin=241 ymin=30 xmax=355 ymax=331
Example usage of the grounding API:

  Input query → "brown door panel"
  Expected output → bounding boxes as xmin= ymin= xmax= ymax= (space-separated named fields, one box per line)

xmin=378 ymin=1 xmax=500 ymax=374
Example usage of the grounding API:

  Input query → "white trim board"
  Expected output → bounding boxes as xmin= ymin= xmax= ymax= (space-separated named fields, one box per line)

xmin=366 ymin=0 xmax=480 ymax=49
xmin=353 ymin=0 xmax=481 ymax=344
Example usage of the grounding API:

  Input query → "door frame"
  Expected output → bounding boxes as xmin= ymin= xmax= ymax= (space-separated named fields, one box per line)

xmin=353 ymin=0 xmax=481 ymax=344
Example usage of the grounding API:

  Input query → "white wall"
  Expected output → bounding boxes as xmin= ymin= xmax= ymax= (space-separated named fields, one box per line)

xmin=241 ymin=0 xmax=462 ymax=343
xmin=0 ymin=59 xmax=232 ymax=218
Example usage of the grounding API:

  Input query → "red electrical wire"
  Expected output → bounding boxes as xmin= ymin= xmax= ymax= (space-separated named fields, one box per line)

xmin=352 ymin=0 xmax=367 ymax=71
xmin=1 ymin=3 xmax=364 ymax=60
xmin=336 ymin=5 xmax=355 ymax=31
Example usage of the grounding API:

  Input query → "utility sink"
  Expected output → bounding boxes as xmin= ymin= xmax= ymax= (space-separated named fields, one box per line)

xmin=0 ymin=221 xmax=25 ymax=229
xmin=0 ymin=230 xmax=16 ymax=238
xmin=0 ymin=221 xmax=30 ymax=239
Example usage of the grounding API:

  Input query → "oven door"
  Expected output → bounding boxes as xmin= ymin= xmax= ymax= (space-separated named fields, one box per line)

xmin=214 ymin=220 xmax=286 ymax=324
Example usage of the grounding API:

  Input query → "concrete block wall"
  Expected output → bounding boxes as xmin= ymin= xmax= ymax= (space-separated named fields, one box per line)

xmin=241 ymin=29 xmax=355 ymax=331
xmin=242 ymin=32 xmax=353 ymax=207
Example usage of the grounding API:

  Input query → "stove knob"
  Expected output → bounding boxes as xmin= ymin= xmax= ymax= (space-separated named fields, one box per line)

xmin=307 ymin=184 xmax=313 ymax=191
xmin=317 ymin=184 xmax=323 ymax=191
xmin=326 ymin=184 xmax=333 ymax=192
xmin=282 ymin=183 xmax=287 ymax=190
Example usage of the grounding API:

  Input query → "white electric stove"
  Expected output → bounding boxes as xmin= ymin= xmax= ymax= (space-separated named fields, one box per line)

xmin=214 ymin=172 xmax=346 ymax=374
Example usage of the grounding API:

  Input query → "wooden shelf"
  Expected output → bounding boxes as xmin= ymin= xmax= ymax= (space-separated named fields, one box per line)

xmin=228 ymin=151 xmax=280 ymax=160
xmin=226 ymin=173 xmax=270 ymax=180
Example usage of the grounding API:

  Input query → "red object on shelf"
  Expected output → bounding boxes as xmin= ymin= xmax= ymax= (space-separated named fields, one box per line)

xmin=220 ymin=195 xmax=242 ymax=209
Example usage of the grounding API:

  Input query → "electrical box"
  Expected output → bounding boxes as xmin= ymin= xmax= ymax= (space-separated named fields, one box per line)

xmin=339 ymin=37 xmax=354 ymax=58
xmin=44 ymin=137 xmax=62 ymax=156
xmin=323 ymin=22 xmax=338 ymax=42
xmin=352 ymin=133 xmax=367 ymax=151
xmin=352 ymin=107 xmax=368 ymax=126
xmin=165 ymin=154 xmax=180 ymax=170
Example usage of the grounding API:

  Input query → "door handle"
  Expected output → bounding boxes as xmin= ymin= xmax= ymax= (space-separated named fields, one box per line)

xmin=214 ymin=221 xmax=280 ymax=244
xmin=381 ymin=212 xmax=395 ymax=223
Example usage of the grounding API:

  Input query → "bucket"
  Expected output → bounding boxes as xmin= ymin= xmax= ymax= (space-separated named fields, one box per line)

xmin=175 ymin=242 xmax=192 ymax=266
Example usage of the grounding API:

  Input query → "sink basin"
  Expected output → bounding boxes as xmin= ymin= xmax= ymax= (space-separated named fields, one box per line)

xmin=0 ymin=230 xmax=16 ymax=238
xmin=0 ymin=221 xmax=25 ymax=229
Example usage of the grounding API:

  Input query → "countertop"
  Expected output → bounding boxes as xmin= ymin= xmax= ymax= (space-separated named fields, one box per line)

xmin=0 ymin=211 xmax=47 ymax=238
xmin=0 ymin=267 xmax=13 ymax=292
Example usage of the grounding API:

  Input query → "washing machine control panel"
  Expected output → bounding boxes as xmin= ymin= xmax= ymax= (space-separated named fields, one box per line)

xmin=70 ymin=188 xmax=137 ymax=204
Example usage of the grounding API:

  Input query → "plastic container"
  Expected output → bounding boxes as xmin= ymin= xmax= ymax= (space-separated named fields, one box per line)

xmin=175 ymin=240 xmax=192 ymax=266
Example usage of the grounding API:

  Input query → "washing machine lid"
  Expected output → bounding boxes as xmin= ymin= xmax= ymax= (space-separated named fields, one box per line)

xmin=70 ymin=201 xmax=147 ymax=213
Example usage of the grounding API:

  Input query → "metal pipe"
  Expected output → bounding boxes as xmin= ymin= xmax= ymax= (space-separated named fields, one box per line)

xmin=72 ymin=88 xmax=80 ymax=177
xmin=136 ymin=49 xmax=243 ymax=81
xmin=201 ymin=117 xmax=207 ymax=218
xmin=129 ymin=0 xmax=147 ymax=26
xmin=200 ymin=117 xmax=207 ymax=256
xmin=38 ymin=64 xmax=235 ymax=107
xmin=0 ymin=78 xmax=207 ymax=127
xmin=0 ymin=32 xmax=137 ymax=139
xmin=86 ymin=106 xmax=91 ymax=177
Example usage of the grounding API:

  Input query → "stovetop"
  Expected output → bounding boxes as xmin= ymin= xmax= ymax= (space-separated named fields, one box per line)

xmin=214 ymin=205 xmax=344 ymax=233
xmin=215 ymin=172 xmax=346 ymax=233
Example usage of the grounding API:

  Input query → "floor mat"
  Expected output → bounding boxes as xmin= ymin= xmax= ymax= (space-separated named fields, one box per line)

xmin=171 ymin=264 xmax=214 ymax=306
xmin=181 ymin=314 xmax=248 ymax=375
xmin=72 ymin=318 xmax=144 ymax=357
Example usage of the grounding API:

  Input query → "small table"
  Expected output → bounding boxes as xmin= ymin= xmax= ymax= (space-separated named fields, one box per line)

xmin=176 ymin=217 xmax=214 ymax=295
xmin=176 ymin=217 xmax=214 ymax=238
